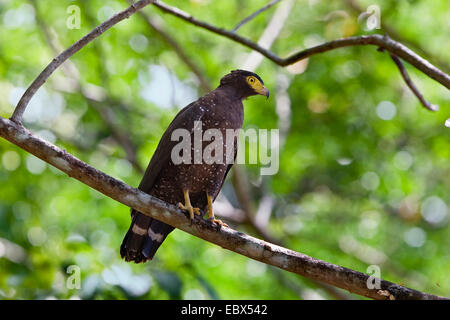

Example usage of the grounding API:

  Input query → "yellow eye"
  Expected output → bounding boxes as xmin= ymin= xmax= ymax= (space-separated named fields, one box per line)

xmin=245 ymin=75 xmax=269 ymax=97
xmin=247 ymin=76 xmax=256 ymax=85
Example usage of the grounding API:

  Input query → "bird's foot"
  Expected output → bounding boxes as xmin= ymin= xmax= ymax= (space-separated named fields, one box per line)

xmin=207 ymin=216 xmax=228 ymax=228
xmin=205 ymin=192 xmax=227 ymax=229
xmin=178 ymin=202 xmax=201 ymax=221
xmin=179 ymin=189 xmax=201 ymax=223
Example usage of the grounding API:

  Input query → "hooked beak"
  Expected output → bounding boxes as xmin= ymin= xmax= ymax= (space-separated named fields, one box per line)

xmin=258 ymin=86 xmax=270 ymax=99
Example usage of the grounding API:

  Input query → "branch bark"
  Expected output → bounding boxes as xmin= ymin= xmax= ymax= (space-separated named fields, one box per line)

xmin=0 ymin=116 xmax=446 ymax=300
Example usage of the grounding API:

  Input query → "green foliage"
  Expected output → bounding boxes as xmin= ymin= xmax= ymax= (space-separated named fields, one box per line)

xmin=0 ymin=0 xmax=448 ymax=299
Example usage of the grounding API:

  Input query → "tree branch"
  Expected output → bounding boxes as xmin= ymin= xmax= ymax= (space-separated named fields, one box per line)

xmin=240 ymin=0 xmax=293 ymax=71
xmin=232 ymin=0 xmax=282 ymax=32
xmin=0 ymin=116 xmax=446 ymax=300
xmin=152 ymin=1 xmax=283 ymax=63
xmin=153 ymin=1 xmax=450 ymax=91
xmin=343 ymin=0 xmax=450 ymax=73
xmin=389 ymin=53 xmax=439 ymax=111
xmin=10 ymin=0 xmax=156 ymax=124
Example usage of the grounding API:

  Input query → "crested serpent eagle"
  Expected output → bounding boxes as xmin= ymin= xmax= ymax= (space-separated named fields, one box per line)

xmin=121 ymin=70 xmax=269 ymax=263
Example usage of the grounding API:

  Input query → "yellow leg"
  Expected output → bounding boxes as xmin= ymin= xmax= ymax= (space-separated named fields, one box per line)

xmin=178 ymin=189 xmax=201 ymax=220
xmin=207 ymin=193 xmax=228 ymax=227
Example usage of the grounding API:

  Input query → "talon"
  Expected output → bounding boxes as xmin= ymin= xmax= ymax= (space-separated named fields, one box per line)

xmin=206 ymin=193 xmax=228 ymax=228
xmin=208 ymin=217 xmax=228 ymax=228
xmin=179 ymin=190 xmax=201 ymax=221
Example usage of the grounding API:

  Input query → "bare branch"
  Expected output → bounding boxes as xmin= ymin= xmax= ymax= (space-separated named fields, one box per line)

xmin=10 ymin=0 xmax=156 ymax=124
xmin=0 ymin=116 xmax=447 ymax=300
xmin=343 ymin=0 xmax=450 ymax=73
xmin=153 ymin=1 xmax=283 ymax=63
xmin=240 ymin=0 xmax=293 ymax=71
xmin=389 ymin=53 xmax=439 ymax=111
xmin=284 ymin=35 xmax=450 ymax=90
xmin=153 ymin=1 xmax=450 ymax=91
xmin=232 ymin=0 xmax=282 ymax=32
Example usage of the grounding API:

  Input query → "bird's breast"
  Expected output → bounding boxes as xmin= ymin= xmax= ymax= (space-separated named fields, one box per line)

xmin=202 ymin=99 xmax=243 ymax=130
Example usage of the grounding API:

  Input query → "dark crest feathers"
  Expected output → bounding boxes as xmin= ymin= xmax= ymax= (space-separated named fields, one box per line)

xmin=220 ymin=69 xmax=264 ymax=86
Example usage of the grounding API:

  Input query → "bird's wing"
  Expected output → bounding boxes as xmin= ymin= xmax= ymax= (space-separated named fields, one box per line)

xmin=138 ymin=100 xmax=207 ymax=192
xmin=213 ymin=135 xmax=239 ymax=201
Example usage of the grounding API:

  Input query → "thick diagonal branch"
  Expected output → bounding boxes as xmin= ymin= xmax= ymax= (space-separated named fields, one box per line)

xmin=0 ymin=116 xmax=446 ymax=300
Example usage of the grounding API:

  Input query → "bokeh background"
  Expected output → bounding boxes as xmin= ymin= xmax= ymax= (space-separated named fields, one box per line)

xmin=0 ymin=0 xmax=449 ymax=299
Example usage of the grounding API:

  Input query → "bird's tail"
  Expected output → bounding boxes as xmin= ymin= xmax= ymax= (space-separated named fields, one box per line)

xmin=120 ymin=210 xmax=174 ymax=263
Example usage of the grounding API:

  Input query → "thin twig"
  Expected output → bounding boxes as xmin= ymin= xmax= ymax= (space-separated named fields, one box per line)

xmin=389 ymin=53 xmax=439 ymax=111
xmin=153 ymin=1 xmax=450 ymax=90
xmin=10 ymin=0 xmax=156 ymax=124
xmin=232 ymin=0 xmax=282 ymax=32
xmin=240 ymin=0 xmax=293 ymax=71
xmin=0 ymin=116 xmax=447 ymax=300
xmin=153 ymin=0 xmax=283 ymax=62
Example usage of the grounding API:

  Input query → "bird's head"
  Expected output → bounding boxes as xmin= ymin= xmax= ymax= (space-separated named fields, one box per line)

xmin=219 ymin=70 xmax=269 ymax=99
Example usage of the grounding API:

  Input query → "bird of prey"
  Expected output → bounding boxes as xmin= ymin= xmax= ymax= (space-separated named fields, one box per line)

xmin=121 ymin=70 xmax=269 ymax=263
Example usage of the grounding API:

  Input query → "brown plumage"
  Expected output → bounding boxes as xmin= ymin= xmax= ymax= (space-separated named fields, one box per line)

xmin=121 ymin=70 xmax=269 ymax=263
